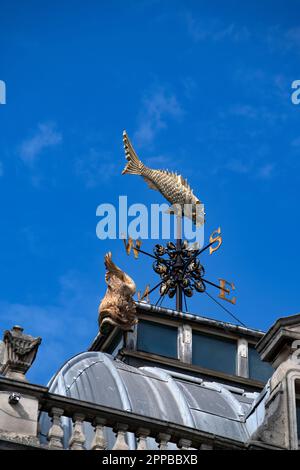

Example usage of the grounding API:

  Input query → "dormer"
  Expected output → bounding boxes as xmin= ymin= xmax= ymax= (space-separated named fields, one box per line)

xmin=91 ymin=302 xmax=274 ymax=391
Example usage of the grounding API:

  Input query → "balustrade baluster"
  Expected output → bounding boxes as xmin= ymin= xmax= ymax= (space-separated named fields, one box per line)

xmin=48 ymin=407 xmax=64 ymax=449
xmin=91 ymin=417 xmax=107 ymax=450
xmin=136 ymin=428 xmax=150 ymax=450
xmin=112 ymin=423 xmax=129 ymax=450
xmin=69 ymin=413 xmax=86 ymax=450
xmin=200 ymin=442 xmax=213 ymax=450
xmin=178 ymin=438 xmax=192 ymax=450
xmin=156 ymin=433 xmax=171 ymax=450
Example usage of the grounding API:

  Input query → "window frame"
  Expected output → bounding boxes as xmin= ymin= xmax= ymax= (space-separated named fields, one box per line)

xmin=136 ymin=318 xmax=179 ymax=359
xmin=287 ymin=373 xmax=300 ymax=450
xmin=295 ymin=381 xmax=300 ymax=448
xmin=132 ymin=314 xmax=269 ymax=381
xmin=191 ymin=329 xmax=238 ymax=376
xmin=247 ymin=342 xmax=274 ymax=383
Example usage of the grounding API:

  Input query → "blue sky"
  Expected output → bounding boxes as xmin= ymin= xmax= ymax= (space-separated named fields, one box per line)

xmin=0 ymin=0 xmax=300 ymax=384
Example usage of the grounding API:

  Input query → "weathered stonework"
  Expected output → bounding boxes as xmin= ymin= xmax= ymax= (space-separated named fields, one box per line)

xmin=0 ymin=391 xmax=39 ymax=443
xmin=0 ymin=326 xmax=42 ymax=447
xmin=1 ymin=311 xmax=300 ymax=450
xmin=0 ymin=326 xmax=41 ymax=381
xmin=251 ymin=315 xmax=300 ymax=449
xmin=0 ymin=432 xmax=40 ymax=447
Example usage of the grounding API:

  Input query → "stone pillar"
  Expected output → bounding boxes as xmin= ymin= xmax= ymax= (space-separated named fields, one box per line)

xmin=0 ymin=326 xmax=41 ymax=382
xmin=0 ymin=325 xmax=42 ymax=446
xmin=178 ymin=324 xmax=192 ymax=363
xmin=236 ymin=338 xmax=249 ymax=378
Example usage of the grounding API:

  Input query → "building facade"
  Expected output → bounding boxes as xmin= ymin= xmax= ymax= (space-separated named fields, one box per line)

xmin=0 ymin=301 xmax=300 ymax=450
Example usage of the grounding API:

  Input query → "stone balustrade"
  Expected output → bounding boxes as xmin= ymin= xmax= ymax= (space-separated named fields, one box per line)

xmin=0 ymin=376 xmax=266 ymax=451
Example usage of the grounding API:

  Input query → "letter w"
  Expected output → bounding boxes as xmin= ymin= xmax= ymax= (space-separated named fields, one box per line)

xmin=123 ymin=237 xmax=142 ymax=259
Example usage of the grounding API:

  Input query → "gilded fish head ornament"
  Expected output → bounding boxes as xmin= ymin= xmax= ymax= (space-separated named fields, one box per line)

xmin=190 ymin=198 xmax=205 ymax=227
xmin=98 ymin=252 xmax=137 ymax=335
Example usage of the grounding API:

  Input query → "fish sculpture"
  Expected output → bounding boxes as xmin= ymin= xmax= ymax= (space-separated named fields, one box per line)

xmin=98 ymin=252 xmax=137 ymax=334
xmin=122 ymin=131 xmax=205 ymax=226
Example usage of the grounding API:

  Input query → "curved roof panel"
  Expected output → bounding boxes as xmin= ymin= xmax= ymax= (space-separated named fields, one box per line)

xmin=40 ymin=351 xmax=260 ymax=448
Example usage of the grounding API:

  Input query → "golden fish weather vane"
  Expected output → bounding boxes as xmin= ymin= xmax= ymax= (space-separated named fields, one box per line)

xmin=122 ymin=131 xmax=205 ymax=226
xmin=121 ymin=131 xmax=245 ymax=326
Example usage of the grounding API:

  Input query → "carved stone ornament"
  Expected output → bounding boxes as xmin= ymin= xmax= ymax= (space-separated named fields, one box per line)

xmin=98 ymin=252 xmax=137 ymax=335
xmin=0 ymin=326 xmax=42 ymax=381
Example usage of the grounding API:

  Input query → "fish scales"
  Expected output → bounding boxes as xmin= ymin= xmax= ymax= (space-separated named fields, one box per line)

xmin=121 ymin=131 xmax=204 ymax=226
xmin=142 ymin=168 xmax=191 ymax=205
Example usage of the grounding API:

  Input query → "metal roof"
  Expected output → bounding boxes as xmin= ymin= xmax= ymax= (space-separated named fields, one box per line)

xmin=39 ymin=351 xmax=267 ymax=449
xmin=90 ymin=302 xmax=265 ymax=352
xmin=135 ymin=302 xmax=265 ymax=337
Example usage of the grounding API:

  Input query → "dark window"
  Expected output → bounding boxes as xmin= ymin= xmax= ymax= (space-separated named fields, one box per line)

xmin=248 ymin=345 xmax=273 ymax=382
xmin=137 ymin=320 xmax=178 ymax=359
xmin=295 ymin=381 xmax=300 ymax=444
xmin=106 ymin=331 xmax=123 ymax=356
xmin=192 ymin=331 xmax=237 ymax=375
xmin=296 ymin=399 xmax=300 ymax=441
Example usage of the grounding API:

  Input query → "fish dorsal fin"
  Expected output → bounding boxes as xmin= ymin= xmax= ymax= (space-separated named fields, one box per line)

xmin=160 ymin=169 xmax=171 ymax=177
xmin=156 ymin=169 xmax=193 ymax=191
xmin=180 ymin=174 xmax=191 ymax=191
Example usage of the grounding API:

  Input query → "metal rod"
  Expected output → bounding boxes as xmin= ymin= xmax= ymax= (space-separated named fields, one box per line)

xmin=139 ymin=281 xmax=163 ymax=301
xmin=158 ymin=294 xmax=165 ymax=308
xmin=155 ymin=294 xmax=166 ymax=307
xmin=204 ymin=291 xmax=247 ymax=328
xmin=197 ymin=240 xmax=214 ymax=256
xmin=202 ymin=278 xmax=230 ymax=294
xmin=182 ymin=240 xmax=215 ymax=276
xmin=133 ymin=247 xmax=160 ymax=260
xmin=176 ymin=215 xmax=183 ymax=312
xmin=183 ymin=292 xmax=188 ymax=312
xmin=134 ymin=247 xmax=169 ymax=265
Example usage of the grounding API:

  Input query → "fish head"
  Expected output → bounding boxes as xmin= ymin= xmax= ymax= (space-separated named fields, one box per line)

xmin=182 ymin=198 xmax=205 ymax=226
xmin=191 ymin=197 xmax=205 ymax=226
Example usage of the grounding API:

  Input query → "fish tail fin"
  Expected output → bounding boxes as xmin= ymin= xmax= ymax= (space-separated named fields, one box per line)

xmin=122 ymin=130 xmax=144 ymax=175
